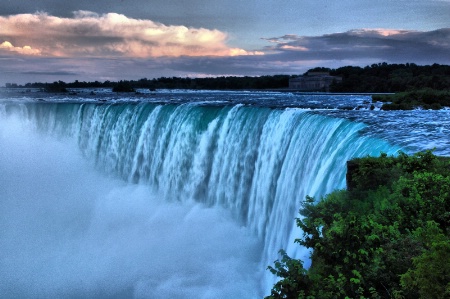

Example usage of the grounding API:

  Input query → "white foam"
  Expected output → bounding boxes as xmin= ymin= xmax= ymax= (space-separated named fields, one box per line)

xmin=0 ymin=115 xmax=262 ymax=298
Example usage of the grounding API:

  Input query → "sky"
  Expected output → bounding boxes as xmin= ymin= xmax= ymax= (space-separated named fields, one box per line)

xmin=0 ymin=0 xmax=449 ymax=85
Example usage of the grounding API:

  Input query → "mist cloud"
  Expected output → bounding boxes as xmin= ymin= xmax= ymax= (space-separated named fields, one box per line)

xmin=0 ymin=113 xmax=262 ymax=298
xmin=0 ymin=11 xmax=262 ymax=58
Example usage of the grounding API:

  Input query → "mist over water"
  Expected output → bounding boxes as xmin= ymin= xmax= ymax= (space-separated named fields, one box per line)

xmin=0 ymin=115 xmax=262 ymax=298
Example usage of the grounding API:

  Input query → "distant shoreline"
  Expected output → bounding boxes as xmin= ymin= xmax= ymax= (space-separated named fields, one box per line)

xmin=3 ymin=62 xmax=449 ymax=95
xmin=0 ymin=86 xmax=395 ymax=96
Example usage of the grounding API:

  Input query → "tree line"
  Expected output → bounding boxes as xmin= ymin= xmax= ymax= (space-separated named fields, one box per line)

xmin=328 ymin=62 xmax=450 ymax=93
xmin=5 ymin=62 xmax=450 ymax=93
xmin=5 ymin=75 xmax=295 ymax=91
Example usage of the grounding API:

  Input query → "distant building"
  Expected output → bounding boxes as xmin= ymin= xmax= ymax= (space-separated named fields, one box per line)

xmin=5 ymin=83 xmax=18 ymax=88
xmin=289 ymin=72 xmax=342 ymax=91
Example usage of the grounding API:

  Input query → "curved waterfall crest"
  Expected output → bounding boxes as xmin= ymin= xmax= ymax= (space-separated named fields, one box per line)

xmin=2 ymin=101 xmax=398 ymax=242
xmin=0 ymin=101 xmax=399 ymax=295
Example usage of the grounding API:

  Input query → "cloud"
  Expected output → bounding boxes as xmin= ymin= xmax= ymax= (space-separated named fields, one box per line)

xmin=262 ymin=28 xmax=450 ymax=64
xmin=162 ymin=28 xmax=450 ymax=78
xmin=0 ymin=11 xmax=260 ymax=58
xmin=1 ymin=26 xmax=449 ymax=86
xmin=0 ymin=41 xmax=41 ymax=55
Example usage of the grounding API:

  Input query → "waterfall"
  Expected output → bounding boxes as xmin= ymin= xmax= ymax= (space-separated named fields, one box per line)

xmin=0 ymin=101 xmax=399 ymax=297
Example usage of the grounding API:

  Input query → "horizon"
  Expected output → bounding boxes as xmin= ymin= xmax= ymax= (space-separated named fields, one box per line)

xmin=3 ymin=62 xmax=448 ymax=88
xmin=1 ymin=1 xmax=449 ymax=86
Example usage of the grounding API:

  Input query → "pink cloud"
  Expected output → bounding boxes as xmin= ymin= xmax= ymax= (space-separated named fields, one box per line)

xmin=0 ymin=41 xmax=41 ymax=55
xmin=0 ymin=11 xmax=261 ymax=58
xmin=350 ymin=28 xmax=417 ymax=37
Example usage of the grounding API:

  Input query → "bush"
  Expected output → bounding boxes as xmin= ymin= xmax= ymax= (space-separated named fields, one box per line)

xmin=267 ymin=151 xmax=450 ymax=299
xmin=378 ymin=89 xmax=450 ymax=110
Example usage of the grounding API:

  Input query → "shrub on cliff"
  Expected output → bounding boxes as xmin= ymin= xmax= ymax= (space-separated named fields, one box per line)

xmin=266 ymin=151 xmax=450 ymax=299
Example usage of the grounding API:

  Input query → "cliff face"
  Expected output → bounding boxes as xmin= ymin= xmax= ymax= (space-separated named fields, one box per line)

xmin=346 ymin=160 xmax=358 ymax=191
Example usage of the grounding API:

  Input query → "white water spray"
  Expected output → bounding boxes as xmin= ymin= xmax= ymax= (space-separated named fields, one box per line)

xmin=0 ymin=113 xmax=262 ymax=298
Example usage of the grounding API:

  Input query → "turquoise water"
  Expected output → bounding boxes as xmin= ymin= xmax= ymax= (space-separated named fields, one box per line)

xmin=1 ymin=91 xmax=441 ymax=298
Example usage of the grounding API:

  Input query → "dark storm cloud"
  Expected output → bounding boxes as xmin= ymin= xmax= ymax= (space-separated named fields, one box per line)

xmin=262 ymin=28 xmax=450 ymax=65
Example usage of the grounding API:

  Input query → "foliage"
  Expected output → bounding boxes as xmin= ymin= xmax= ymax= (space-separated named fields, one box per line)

xmin=329 ymin=63 xmax=450 ymax=93
xmin=112 ymin=80 xmax=136 ymax=92
xmin=267 ymin=151 xmax=450 ymax=299
xmin=266 ymin=250 xmax=311 ymax=299
xmin=44 ymin=81 xmax=68 ymax=93
xmin=10 ymin=75 xmax=295 ymax=91
xmin=373 ymin=89 xmax=450 ymax=110
xmin=328 ymin=63 xmax=450 ymax=110
xmin=400 ymin=221 xmax=450 ymax=299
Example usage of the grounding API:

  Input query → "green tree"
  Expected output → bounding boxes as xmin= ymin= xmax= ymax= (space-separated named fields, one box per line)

xmin=266 ymin=151 xmax=450 ymax=299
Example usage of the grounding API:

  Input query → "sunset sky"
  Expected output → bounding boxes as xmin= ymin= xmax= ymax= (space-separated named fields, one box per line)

xmin=1 ymin=0 xmax=449 ymax=85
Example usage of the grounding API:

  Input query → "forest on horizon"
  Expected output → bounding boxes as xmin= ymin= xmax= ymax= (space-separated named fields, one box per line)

xmin=4 ymin=62 xmax=450 ymax=93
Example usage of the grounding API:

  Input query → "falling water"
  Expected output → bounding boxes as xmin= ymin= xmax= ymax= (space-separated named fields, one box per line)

xmin=0 ymin=100 xmax=399 ymax=298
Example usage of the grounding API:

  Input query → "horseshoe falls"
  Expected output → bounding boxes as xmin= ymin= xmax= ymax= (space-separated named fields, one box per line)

xmin=0 ymin=92 xmax=427 ymax=298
